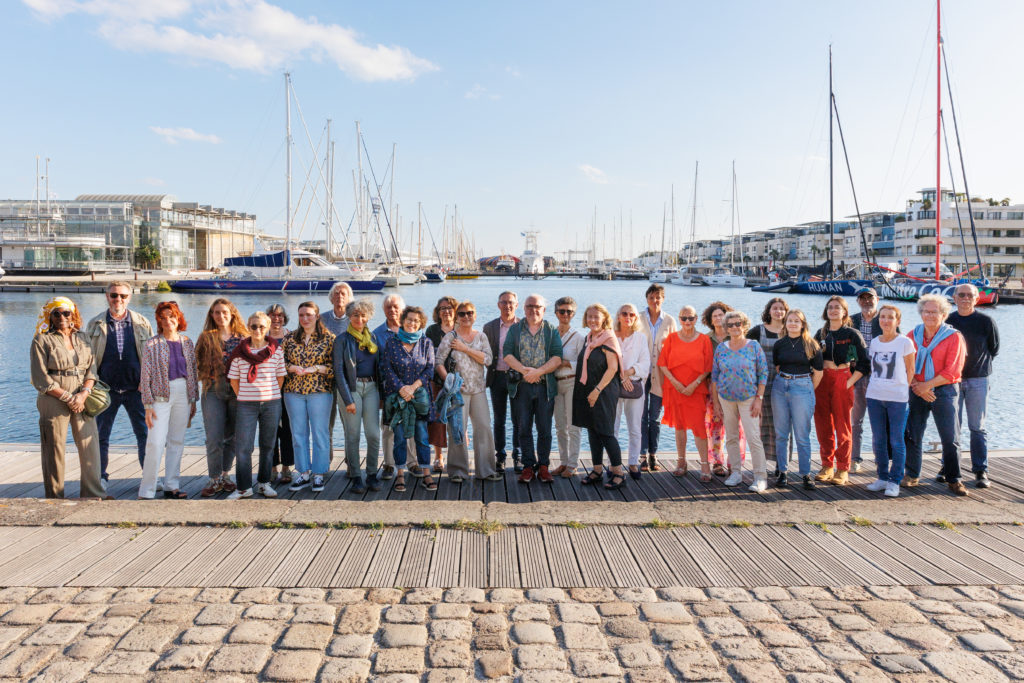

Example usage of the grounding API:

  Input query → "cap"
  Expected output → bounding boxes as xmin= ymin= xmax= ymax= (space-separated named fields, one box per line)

xmin=855 ymin=286 xmax=877 ymax=297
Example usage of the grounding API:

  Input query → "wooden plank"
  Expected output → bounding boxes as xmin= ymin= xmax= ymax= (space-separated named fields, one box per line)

xmin=644 ymin=527 xmax=708 ymax=586
xmin=794 ymin=525 xmax=897 ymax=586
xmin=771 ymin=525 xmax=866 ymax=586
xmin=619 ymin=526 xmax=677 ymax=587
xmin=488 ymin=528 xmax=519 ymax=588
xmin=515 ymin=527 xmax=552 ymax=588
xmin=0 ymin=527 xmax=81 ymax=571
xmin=846 ymin=526 xmax=959 ymax=585
xmin=593 ymin=526 xmax=646 ymax=588
xmin=230 ymin=529 xmax=298 ymax=587
xmin=299 ymin=528 xmax=357 ymax=587
xmin=0 ymin=527 xmax=115 ymax=586
xmin=755 ymin=527 xmax=833 ymax=586
xmin=541 ymin=526 xmax=584 ymax=588
xmin=0 ymin=527 xmax=48 ymax=555
xmin=965 ymin=525 xmax=1024 ymax=568
xmin=395 ymin=529 xmax=434 ymax=588
xmin=568 ymin=527 xmax=615 ymax=587
xmin=459 ymin=530 xmax=488 ymax=588
xmin=362 ymin=528 xmax=410 ymax=587
xmin=832 ymin=524 xmax=930 ymax=585
xmin=695 ymin=526 xmax=790 ymax=587
xmin=101 ymin=527 xmax=203 ymax=587
xmin=426 ymin=528 xmax=460 ymax=588
xmin=165 ymin=528 xmax=253 ymax=587
xmin=331 ymin=529 xmax=382 ymax=587
xmin=131 ymin=527 xmax=225 ymax=587
xmin=672 ymin=526 xmax=740 ymax=587
xmin=70 ymin=527 xmax=175 ymax=586
xmin=265 ymin=528 xmax=330 ymax=587
xmin=918 ymin=525 xmax=1024 ymax=583
xmin=885 ymin=525 xmax=1004 ymax=585
xmin=34 ymin=529 xmax=138 ymax=587
xmin=201 ymin=528 xmax=279 ymax=586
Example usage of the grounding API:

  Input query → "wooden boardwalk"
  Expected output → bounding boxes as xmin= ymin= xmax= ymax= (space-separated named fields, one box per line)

xmin=0 ymin=520 xmax=1022 ymax=589
xmin=3 ymin=443 xmax=1024 ymax=505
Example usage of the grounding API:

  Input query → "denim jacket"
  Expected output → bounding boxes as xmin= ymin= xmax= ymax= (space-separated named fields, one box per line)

xmin=434 ymin=372 xmax=465 ymax=445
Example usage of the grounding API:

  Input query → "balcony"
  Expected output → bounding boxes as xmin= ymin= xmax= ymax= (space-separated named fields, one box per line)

xmin=873 ymin=240 xmax=894 ymax=250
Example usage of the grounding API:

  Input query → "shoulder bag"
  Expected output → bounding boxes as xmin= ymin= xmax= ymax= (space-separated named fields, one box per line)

xmin=83 ymin=379 xmax=111 ymax=418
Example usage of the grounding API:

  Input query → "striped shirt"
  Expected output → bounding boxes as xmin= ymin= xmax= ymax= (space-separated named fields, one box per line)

xmin=227 ymin=346 xmax=287 ymax=401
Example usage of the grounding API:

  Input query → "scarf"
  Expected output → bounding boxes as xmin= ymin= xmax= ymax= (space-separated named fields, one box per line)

xmin=912 ymin=323 xmax=957 ymax=381
xmin=347 ymin=323 xmax=377 ymax=354
xmin=225 ymin=337 xmax=278 ymax=383
xmin=36 ymin=297 xmax=76 ymax=334
xmin=397 ymin=328 xmax=424 ymax=345
xmin=580 ymin=329 xmax=625 ymax=384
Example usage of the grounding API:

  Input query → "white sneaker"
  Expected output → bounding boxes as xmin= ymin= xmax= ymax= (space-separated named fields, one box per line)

xmin=255 ymin=482 xmax=278 ymax=498
xmin=289 ymin=473 xmax=310 ymax=491
xmin=748 ymin=477 xmax=767 ymax=493
xmin=311 ymin=475 xmax=325 ymax=493
xmin=227 ymin=488 xmax=253 ymax=500
xmin=724 ymin=472 xmax=743 ymax=487
xmin=884 ymin=482 xmax=900 ymax=497
xmin=851 ymin=462 xmax=862 ymax=474
xmin=866 ymin=479 xmax=888 ymax=492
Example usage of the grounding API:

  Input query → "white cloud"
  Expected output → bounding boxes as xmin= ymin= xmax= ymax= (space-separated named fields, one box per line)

xmin=464 ymin=83 xmax=500 ymax=100
xmin=505 ymin=65 xmax=522 ymax=78
xmin=150 ymin=126 xmax=222 ymax=145
xmin=143 ymin=177 xmax=166 ymax=186
xmin=22 ymin=0 xmax=437 ymax=81
xmin=578 ymin=164 xmax=609 ymax=184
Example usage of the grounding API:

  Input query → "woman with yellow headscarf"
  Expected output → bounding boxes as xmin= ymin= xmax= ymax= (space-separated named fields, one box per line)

xmin=29 ymin=297 xmax=107 ymax=498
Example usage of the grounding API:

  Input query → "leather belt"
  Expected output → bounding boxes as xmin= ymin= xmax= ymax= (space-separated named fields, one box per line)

xmin=778 ymin=372 xmax=811 ymax=380
xmin=356 ymin=377 xmax=375 ymax=382
xmin=557 ymin=374 xmax=576 ymax=380
xmin=51 ymin=369 xmax=83 ymax=376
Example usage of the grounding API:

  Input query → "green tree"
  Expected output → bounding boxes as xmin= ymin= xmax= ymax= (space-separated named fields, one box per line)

xmin=135 ymin=244 xmax=161 ymax=269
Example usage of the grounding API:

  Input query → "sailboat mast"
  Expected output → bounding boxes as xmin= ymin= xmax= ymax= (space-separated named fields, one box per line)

xmin=828 ymin=47 xmax=834 ymax=280
xmin=935 ymin=0 xmax=943 ymax=279
xmin=730 ymin=160 xmax=737 ymax=271
xmin=356 ymin=121 xmax=363 ymax=259
xmin=285 ymin=72 xmax=292 ymax=275
xmin=689 ymin=163 xmax=698 ymax=265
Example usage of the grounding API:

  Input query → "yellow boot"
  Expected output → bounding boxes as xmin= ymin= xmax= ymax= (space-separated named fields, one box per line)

xmin=815 ymin=466 xmax=834 ymax=482
xmin=830 ymin=470 xmax=850 ymax=486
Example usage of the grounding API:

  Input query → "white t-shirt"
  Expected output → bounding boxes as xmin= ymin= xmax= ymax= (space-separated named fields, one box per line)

xmin=865 ymin=335 xmax=916 ymax=403
xmin=227 ymin=345 xmax=287 ymax=402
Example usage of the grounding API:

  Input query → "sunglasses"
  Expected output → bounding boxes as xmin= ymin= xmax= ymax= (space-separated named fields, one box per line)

xmin=726 ymin=321 xmax=744 ymax=328
xmin=679 ymin=315 xmax=696 ymax=322
xmin=107 ymin=293 xmax=129 ymax=300
xmin=457 ymin=310 xmax=475 ymax=317
xmin=52 ymin=309 xmax=73 ymax=318
xmin=620 ymin=312 xmax=637 ymax=318
xmin=250 ymin=324 xmax=267 ymax=330
xmin=954 ymin=292 xmax=973 ymax=298
xmin=556 ymin=309 xmax=575 ymax=315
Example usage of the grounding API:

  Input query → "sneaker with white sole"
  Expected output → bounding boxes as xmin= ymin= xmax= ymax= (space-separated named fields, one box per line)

xmin=884 ymin=482 xmax=900 ymax=497
xmin=748 ymin=477 xmax=767 ymax=493
xmin=866 ymin=479 xmax=888 ymax=492
xmin=723 ymin=471 xmax=743 ymax=487
xmin=289 ymin=473 xmax=311 ymax=491
xmin=155 ymin=479 xmax=164 ymax=492
xmin=311 ymin=475 xmax=325 ymax=492
xmin=851 ymin=462 xmax=862 ymax=474
xmin=227 ymin=488 xmax=253 ymax=500
xmin=255 ymin=482 xmax=277 ymax=498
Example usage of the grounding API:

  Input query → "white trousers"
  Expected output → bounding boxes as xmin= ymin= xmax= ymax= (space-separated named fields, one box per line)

xmin=139 ymin=378 xmax=189 ymax=498
xmin=615 ymin=394 xmax=645 ymax=466
xmin=446 ymin=391 xmax=497 ymax=479
xmin=721 ymin=397 xmax=767 ymax=477
xmin=553 ymin=377 xmax=581 ymax=469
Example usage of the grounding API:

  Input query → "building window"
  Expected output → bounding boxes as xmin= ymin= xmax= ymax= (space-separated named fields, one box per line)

xmin=914 ymin=229 xmax=936 ymax=238
xmin=1008 ymin=212 xmax=1024 ymax=220
xmin=917 ymin=245 xmax=936 ymax=255
xmin=1008 ymin=230 xmax=1021 ymax=238
xmin=1007 ymin=247 xmax=1021 ymax=255
xmin=992 ymin=230 xmax=1002 ymax=237
xmin=988 ymin=212 xmax=1003 ymax=220
xmin=919 ymin=211 xmax=936 ymax=220
xmin=974 ymin=211 xmax=985 ymax=219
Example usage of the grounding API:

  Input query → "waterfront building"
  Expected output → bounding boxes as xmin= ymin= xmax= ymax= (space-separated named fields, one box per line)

xmin=0 ymin=194 xmax=256 ymax=273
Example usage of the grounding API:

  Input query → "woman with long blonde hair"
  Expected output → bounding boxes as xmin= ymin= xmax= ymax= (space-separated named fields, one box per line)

xmin=195 ymin=297 xmax=250 ymax=497
xmin=614 ymin=304 xmax=650 ymax=479
xmin=771 ymin=310 xmax=823 ymax=490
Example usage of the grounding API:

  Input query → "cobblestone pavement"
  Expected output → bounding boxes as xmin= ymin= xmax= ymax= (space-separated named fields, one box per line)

xmin=0 ymin=585 xmax=1022 ymax=681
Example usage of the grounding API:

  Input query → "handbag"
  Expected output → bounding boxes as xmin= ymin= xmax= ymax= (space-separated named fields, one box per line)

xmin=83 ymin=379 xmax=111 ymax=418
xmin=443 ymin=332 xmax=459 ymax=375
xmin=619 ymin=375 xmax=643 ymax=399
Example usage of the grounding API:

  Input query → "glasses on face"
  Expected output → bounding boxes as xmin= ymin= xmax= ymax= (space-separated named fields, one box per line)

xmin=108 ymin=293 xmax=129 ymax=300
xmin=726 ymin=321 xmax=743 ymax=328
xmin=621 ymin=312 xmax=637 ymax=318
xmin=250 ymin=324 xmax=267 ymax=330
xmin=679 ymin=315 xmax=696 ymax=322
xmin=438 ymin=307 xmax=454 ymax=313
xmin=524 ymin=304 xmax=543 ymax=310
xmin=498 ymin=300 xmax=516 ymax=306
xmin=457 ymin=310 xmax=475 ymax=318
xmin=556 ymin=309 xmax=574 ymax=315
xmin=955 ymin=292 xmax=973 ymax=298
xmin=53 ymin=309 xmax=73 ymax=318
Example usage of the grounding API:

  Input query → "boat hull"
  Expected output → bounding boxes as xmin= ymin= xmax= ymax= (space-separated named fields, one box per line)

xmin=879 ymin=280 xmax=998 ymax=306
xmin=703 ymin=275 xmax=746 ymax=287
xmin=752 ymin=281 xmax=795 ymax=293
xmin=789 ymin=279 xmax=873 ymax=296
xmin=170 ymin=279 xmax=385 ymax=293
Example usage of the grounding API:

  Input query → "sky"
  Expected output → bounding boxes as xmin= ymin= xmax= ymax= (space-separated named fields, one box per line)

xmin=3 ymin=0 xmax=1024 ymax=260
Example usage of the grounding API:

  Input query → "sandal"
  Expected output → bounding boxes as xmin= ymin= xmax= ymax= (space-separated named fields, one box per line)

xmin=648 ymin=454 xmax=661 ymax=472
xmin=699 ymin=461 xmax=713 ymax=483
xmin=560 ymin=467 xmax=576 ymax=478
xmin=279 ymin=469 xmax=292 ymax=484
xmin=581 ymin=469 xmax=603 ymax=486
xmin=408 ymin=465 xmax=426 ymax=478
xmin=163 ymin=489 xmax=188 ymax=499
xmin=422 ymin=475 xmax=438 ymax=491
xmin=640 ymin=460 xmax=650 ymax=473
xmin=605 ymin=472 xmax=626 ymax=490
xmin=394 ymin=473 xmax=407 ymax=492
xmin=712 ymin=464 xmax=728 ymax=477
xmin=432 ymin=461 xmax=444 ymax=474
xmin=672 ymin=459 xmax=688 ymax=477
xmin=628 ymin=465 xmax=642 ymax=481
xmin=551 ymin=465 xmax=567 ymax=477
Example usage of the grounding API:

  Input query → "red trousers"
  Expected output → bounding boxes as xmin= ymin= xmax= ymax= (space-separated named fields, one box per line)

xmin=814 ymin=367 xmax=854 ymax=471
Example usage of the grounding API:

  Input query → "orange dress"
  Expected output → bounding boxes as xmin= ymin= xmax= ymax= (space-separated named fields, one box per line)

xmin=658 ymin=332 xmax=713 ymax=438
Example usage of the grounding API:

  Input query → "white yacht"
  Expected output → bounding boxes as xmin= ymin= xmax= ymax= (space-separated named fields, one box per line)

xmin=519 ymin=231 xmax=545 ymax=274
xmin=670 ymin=262 xmax=716 ymax=286
xmin=703 ymin=267 xmax=746 ymax=288
xmin=648 ymin=267 xmax=676 ymax=283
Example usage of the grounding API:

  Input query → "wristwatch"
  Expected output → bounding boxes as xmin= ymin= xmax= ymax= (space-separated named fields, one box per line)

xmin=756 ymin=395 xmax=764 ymax=400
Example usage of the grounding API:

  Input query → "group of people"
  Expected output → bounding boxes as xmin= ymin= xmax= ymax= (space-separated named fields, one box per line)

xmin=30 ymin=279 xmax=998 ymax=500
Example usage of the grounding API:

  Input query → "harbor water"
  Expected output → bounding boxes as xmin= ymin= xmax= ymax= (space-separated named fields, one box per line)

xmin=2 ymin=279 xmax=1018 ymax=454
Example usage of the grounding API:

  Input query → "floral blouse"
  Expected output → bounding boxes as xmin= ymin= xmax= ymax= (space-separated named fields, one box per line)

xmin=382 ymin=336 xmax=435 ymax=397
xmin=711 ymin=339 xmax=768 ymax=403
xmin=436 ymin=330 xmax=492 ymax=394
xmin=282 ymin=331 xmax=335 ymax=394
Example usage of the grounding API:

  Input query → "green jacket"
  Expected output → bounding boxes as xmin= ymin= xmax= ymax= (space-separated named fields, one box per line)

xmin=502 ymin=320 xmax=564 ymax=401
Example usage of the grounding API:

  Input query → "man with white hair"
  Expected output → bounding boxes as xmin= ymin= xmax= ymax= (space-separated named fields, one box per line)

xmin=502 ymin=294 xmax=564 ymax=483
xmin=321 ymin=281 xmax=353 ymax=337
xmin=374 ymin=293 xmax=409 ymax=478
xmin=947 ymin=282 xmax=999 ymax=488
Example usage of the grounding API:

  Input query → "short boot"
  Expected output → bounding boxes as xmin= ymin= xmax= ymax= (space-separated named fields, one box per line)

xmin=830 ymin=470 xmax=850 ymax=486
xmin=814 ymin=467 xmax=834 ymax=482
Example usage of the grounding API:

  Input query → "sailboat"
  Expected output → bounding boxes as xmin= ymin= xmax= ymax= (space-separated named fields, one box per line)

xmin=703 ymin=161 xmax=746 ymax=288
xmin=173 ymin=74 xmax=384 ymax=294
xmin=671 ymin=164 xmax=714 ymax=285
xmin=875 ymin=1 xmax=997 ymax=306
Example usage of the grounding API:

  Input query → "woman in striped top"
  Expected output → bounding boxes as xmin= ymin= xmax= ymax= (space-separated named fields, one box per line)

xmin=228 ymin=311 xmax=287 ymax=499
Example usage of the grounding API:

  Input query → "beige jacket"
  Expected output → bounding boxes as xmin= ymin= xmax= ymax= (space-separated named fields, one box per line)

xmin=86 ymin=309 xmax=153 ymax=374
xmin=638 ymin=308 xmax=678 ymax=397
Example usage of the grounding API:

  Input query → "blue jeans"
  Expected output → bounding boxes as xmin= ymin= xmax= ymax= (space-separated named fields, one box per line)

xmin=489 ymin=370 xmax=520 ymax=459
xmin=392 ymin=418 xmax=430 ymax=469
xmin=234 ymin=399 xmax=282 ymax=491
xmin=342 ymin=381 xmax=381 ymax=480
xmin=640 ymin=376 xmax=664 ymax=456
xmin=201 ymin=381 xmax=237 ymax=479
xmin=904 ymin=384 xmax=961 ymax=481
xmin=867 ymin=398 xmax=908 ymax=484
xmin=95 ymin=388 xmax=148 ymax=479
xmin=772 ymin=375 xmax=815 ymax=476
xmin=284 ymin=392 xmax=333 ymax=474
xmin=512 ymin=382 xmax=555 ymax=470
xmin=958 ymin=377 xmax=989 ymax=474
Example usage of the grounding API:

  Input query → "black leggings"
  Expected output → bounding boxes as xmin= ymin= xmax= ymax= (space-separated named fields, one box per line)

xmin=588 ymin=429 xmax=622 ymax=468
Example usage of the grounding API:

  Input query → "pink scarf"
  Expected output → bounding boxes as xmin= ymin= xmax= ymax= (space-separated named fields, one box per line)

xmin=580 ymin=329 xmax=626 ymax=384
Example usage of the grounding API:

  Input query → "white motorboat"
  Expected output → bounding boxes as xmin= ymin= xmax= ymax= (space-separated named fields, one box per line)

xmin=670 ymin=262 xmax=716 ymax=286
xmin=702 ymin=268 xmax=746 ymax=288
xmin=648 ymin=267 xmax=676 ymax=283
